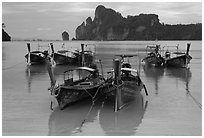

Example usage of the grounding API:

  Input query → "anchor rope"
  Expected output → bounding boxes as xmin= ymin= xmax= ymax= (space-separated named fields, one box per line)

xmin=75 ymin=83 xmax=104 ymax=133
xmin=75 ymin=100 xmax=95 ymax=133
xmin=82 ymin=82 xmax=104 ymax=99
xmin=187 ymin=92 xmax=202 ymax=110
xmin=112 ymin=82 xmax=123 ymax=88
xmin=82 ymin=88 xmax=94 ymax=98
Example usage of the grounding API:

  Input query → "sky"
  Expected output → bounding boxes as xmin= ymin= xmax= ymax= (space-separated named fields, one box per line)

xmin=2 ymin=1 xmax=202 ymax=40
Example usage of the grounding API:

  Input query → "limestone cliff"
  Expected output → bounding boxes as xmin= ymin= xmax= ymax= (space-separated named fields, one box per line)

xmin=62 ymin=31 xmax=69 ymax=40
xmin=75 ymin=5 xmax=202 ymax=40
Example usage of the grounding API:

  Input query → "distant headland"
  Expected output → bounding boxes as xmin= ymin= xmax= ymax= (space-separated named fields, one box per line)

xmin=2 ymin=23 xmax=11 ymax=41
xmin=75 ymin=5 xmax=202 ymax=41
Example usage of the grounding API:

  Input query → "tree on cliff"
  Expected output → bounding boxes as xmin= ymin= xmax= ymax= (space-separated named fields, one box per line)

xmin=75 ymin=5 xmax=202 ymax=41
xmin=62 ymin=31 xmax=69 ymax=40
xmin=2 ymin=23 xmax=11 ymax=41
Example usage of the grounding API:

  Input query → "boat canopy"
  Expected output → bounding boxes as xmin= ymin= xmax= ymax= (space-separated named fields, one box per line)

xmin=107 ymin=68 xmax=138 ymax=73
xmin=75 ymin=67 xmax=95 ymax=72
xmin=121 ymin=68 xmax=138 ymax=73
xmin=64 ymin=66 xmax=96 ymax=74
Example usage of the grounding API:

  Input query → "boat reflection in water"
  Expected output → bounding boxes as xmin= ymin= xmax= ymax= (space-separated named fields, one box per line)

xmin=48 ymin=99 xmax=101 ymax=136
xmin=25 ymin=65 xmax=48 ymax=93
xmin=52 ymin=65 xmax=71 ymax=80
xmin=99 ymin=93 xmax=147 ymax=136
xmin=165 ymin=68 xmax=192 ymax=93
xmin=25 ymin=64 xmax=77 ymax=89
xmin=48 ymin=93 xmax=147 ymax=136
xmin=143 ymin=65 xmax=164 ymax=95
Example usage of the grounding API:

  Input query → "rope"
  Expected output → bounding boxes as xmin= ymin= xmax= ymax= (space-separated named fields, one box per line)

xmin=83 ymin=88 xmax=94 ymax=99
xmin=187 ymin=91 xmax=202 ymax=110
xmin=82 ymin=83 xmax=104 ymax=101
xmin=112 ymin=82 xmax=123 ymax=89
xmin=93 ymin=85 xmax=102 ymax=99
xmin=75 ymin=100 xmax=96 ymax=133
xmin=143 ymin=84 xmax=148 ymax=96
xmin=74 ymin=83 xmax=105 ymax=133
xmin=3 ymin=60 xmax=25 ymax=70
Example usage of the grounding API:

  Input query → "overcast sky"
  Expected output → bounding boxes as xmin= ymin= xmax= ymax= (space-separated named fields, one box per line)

xmin=2 ymin=2 xmax=202 ymax=40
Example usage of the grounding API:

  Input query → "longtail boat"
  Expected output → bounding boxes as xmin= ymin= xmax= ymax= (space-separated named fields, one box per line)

xmin=103 ymin=55 xmax=148 ymax=112
xmin=50 ymin=43 xmax=78 ymax=65
xmin=142 ymin=44 xmax=164 ymax=67
xmin=163 ymin=43 xmax=192 ymax=68
xmin=46 ymin=51 xmax=105 ymax=110
xmin=74 ymin=44 xmax=94 ymax=66
xmin=25 ymin=43 xmax=50 ymax=65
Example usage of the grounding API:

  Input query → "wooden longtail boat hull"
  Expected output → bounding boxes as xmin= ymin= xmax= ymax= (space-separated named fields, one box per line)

xmin=53 ymin=53 xmax=93 ymax=66
xmin=103 ymin=80 xmax=144 ymax=111
xmin=102 ymin=58 xmax=147 ymax=112
xmin=105 ymin=81 xmax=143 ymax=97
xmin=25 ymin=53 xmax=46 ymax=65
xmin=55 ymin=82 xmax=104 ymax=110
xmin=143 ymin=44 xmax=164 ymax=67
xmin=143 ymin=55 xmax=164 ymax=67
xmin=52 ymin=53 xmax=77 ymax=65
xmin=165 ymin=54 xmax=192 ymax=68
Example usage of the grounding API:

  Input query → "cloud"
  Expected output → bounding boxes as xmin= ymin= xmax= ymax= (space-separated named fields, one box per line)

xmin=37 ymin=28 xmax=51 ymax=31
xmin=3 ymin=2 xmax=96 ymax=14
xmin=54 ymin=3 xmax=95 ymax=13
xmin=2 ymin=4 xmax=24 ymax=14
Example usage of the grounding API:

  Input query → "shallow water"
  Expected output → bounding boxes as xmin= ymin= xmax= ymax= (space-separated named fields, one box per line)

xmin=2 ymin=40 xmax=202 ymax=136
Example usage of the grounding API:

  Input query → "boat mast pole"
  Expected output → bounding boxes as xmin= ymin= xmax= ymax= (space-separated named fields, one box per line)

xmin=27 ymin=43 xmax=31 ymax=52
xmin=50 ymin=43 xmax=55 ymax=60
xmin=45 ymin=55 xmax=57 ymax=110
xmin=186 ymin=43 xmax=191 ymax=55
xmin=99 ymin=59 xmax=104 ymax=78
xmin=114 ymin=59 xmax=122 ymax=112
xmin=27 ymin=43 xmax=31 ymax=65
xmin=46 ymin=56 xmax=56 ymax=88
xmin=81 ymin=44 xmax=85 ymax=66
xmin=186 ymin=43 xmax=191 ymax=68
xmin=50 ymin=43 xmax=54 ymax=54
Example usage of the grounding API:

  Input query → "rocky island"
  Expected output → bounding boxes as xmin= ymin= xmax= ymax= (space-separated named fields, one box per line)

xmin=75 ymin=5 xmax=201 ymax=41
xmin=62 ymin=31 xmax=69 ymax=41
xmin=2 ymin=23 xmax=11 ymax=41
